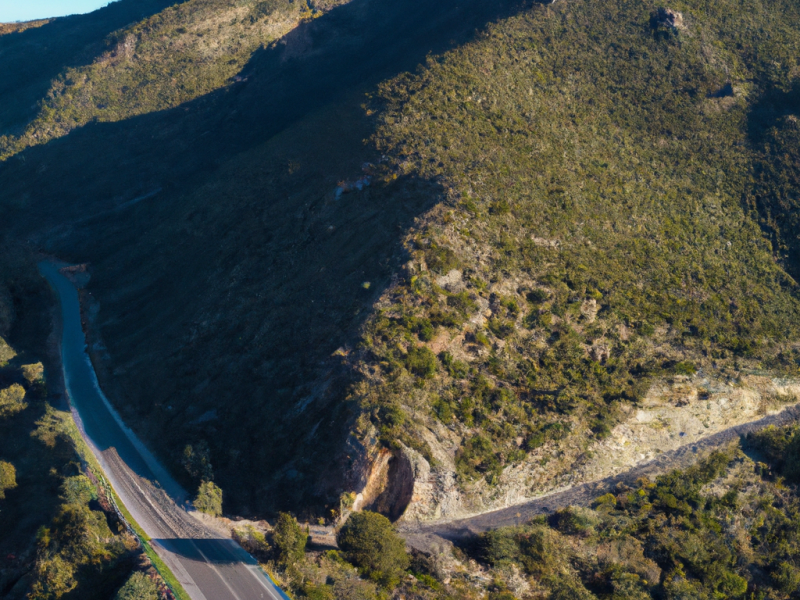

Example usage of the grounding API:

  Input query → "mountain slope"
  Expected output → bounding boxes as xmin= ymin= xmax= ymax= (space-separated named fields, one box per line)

xmin=1 ymin=0 xmax=800 ymax=525
xmin=0 ymin=0 xmax=526 ymax=516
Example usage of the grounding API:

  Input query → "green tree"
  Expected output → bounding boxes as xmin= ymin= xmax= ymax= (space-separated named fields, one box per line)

xmin=193 ymin=480 xmax=223 ymax=517
xmin=114 ymin=572 xmax=159 ymax=600
xmin=22 ymin=362 xmax=47 ymax=398
xmin=0 ymin=383 xmax=27 ymax=418
xmin=273 ymin=512 xmax=308 ymax=566
xmin=336 ymin=511 xmax=409 ymax=587
xmin=0 ymin=460 xmax=16 ymax=499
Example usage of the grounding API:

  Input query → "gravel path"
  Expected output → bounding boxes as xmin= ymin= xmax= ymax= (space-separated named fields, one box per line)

xmin=399 ymin=404 xmax=800 ymax=552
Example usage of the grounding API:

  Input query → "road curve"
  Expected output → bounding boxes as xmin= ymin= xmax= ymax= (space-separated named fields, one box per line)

xmin=400 ymin=403 xmax=800 ymax=552
xmin=40 ymin=261 xmax=285 ymax=600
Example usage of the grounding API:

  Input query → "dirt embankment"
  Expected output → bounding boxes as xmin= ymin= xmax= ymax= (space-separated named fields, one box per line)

xmin=350 ymin=373 xmax=800 ymax=537
xmin=399 ymin=401 xmax=800 ymax=553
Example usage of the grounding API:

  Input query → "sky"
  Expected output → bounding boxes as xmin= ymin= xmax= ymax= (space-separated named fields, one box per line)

xmin=0 ymin=0 xmax=112 ymax=22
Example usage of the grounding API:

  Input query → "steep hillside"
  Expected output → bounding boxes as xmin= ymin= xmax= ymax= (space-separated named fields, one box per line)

xmin=0 ymin=0 xmax=524 ymax=516
xmin=1 ymin=0 xmax=800 ymax=528
xmin=0 ymin=0 xmax=345 ymax=158
xmin=351 ymin=0 xmax=800 ymax=519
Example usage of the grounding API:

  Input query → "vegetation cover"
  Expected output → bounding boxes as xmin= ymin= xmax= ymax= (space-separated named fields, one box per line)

xmin=247 ymin=432 xmax=800 ymax=600
xmin=4 ymin=0 xmax=800 ymax=596
xmin=0 ymin=257 xmax=167 ymax=599
xmin=1 ymin=0 xmax=800 ymax=540
xmin=354 ymin=0 xmax=800 ymax=487
xmin=336 ymin=511 xmax=410 ymax=587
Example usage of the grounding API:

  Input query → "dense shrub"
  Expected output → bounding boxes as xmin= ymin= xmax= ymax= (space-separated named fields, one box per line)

xmin=336 ymin=511 xmax=409 ymax=587
xmin=114 ymin=572 xmax=159 ymax=600
xmin=273 ymin=512 xmax=308 ymax=567
xmin=193 ymin=480 xmax=223 ymax=517
xmin=0 ymin=384 xmax=27 ymax=418
xmin=0 ymin=461 xmax=16 ymax=499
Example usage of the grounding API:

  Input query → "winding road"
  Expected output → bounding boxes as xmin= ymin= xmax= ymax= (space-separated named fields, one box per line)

xmin=40 ymin=262 xmax=287 ymax=600
xmin=41 ymin=259 xmax=800 ymax=573
xmin=399 ymin=403 xmax=800 ymax=552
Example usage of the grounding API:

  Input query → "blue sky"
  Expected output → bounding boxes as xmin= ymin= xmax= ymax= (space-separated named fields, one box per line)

xmin=0 ymin=0 xmax=112 ymax=22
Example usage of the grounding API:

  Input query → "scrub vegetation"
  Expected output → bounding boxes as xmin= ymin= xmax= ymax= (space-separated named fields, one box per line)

xmin=460 ymin=432 xmax=800 ymax=600
xmin=1 ymin=0 xmax=800 ymax=555
xmin=0 ymin=0 xmax=334 ymax=159
xmin=254 ymin=430 xmax=800 ymax=600
xmin=355 ymin=0 xmax=800 ymax=483
xmin=4 ymin=0 xmax=800 ymax=596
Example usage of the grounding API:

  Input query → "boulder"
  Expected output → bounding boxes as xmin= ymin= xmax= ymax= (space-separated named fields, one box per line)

xmin=652 ymin=8 xmax=686 ymax=32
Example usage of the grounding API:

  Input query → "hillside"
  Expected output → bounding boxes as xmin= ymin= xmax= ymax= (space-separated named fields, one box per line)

xmin=1 ymin=0 xmax=800 ymax=534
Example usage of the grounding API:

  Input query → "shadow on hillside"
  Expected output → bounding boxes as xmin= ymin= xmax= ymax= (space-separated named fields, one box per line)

xmin=746 ymin=79 xmax=800 ymax=285
xmin=0 ymin=0 xmax=184 ymax=136
xmin=2 ymin=0 xmax=529 ymax=223
xmin=0 ymin=0 xmax=532 ymax=516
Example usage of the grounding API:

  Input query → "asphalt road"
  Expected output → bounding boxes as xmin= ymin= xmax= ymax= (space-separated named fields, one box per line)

xmin=40 ymin=261 xmax=287 ymax=600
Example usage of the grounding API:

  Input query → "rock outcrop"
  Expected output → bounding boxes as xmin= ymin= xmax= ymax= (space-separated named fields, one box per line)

xmin=351 ymin=374 xmax=800 ymax=524
xmin=652 ymin=8 xmax=686 ymax=31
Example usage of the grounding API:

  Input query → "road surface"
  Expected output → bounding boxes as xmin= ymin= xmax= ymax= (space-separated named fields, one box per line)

xmin=399 ymin=403 xmax=800 ymax=552
xmin=40 ymin=261 xmax=287 ymax=600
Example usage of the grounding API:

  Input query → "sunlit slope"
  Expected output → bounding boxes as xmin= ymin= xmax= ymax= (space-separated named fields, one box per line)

xmin=0 ymin=0 xmax=179 ymax=141
xmin=2 ymin=0 xmax=800 ymax=520
xmin=0 ymin=0 xmax=345 ymax=159
xmin=355 ymin=0 xmax=800 ymax=498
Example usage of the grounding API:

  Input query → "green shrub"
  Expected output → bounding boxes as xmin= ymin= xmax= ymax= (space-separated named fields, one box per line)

xmin=273 ymin=512 xmax=308 ymax=566
xmin=404 ymin=346 xmax=437 ymax=379
xmin=0 ymin=384 xmax=27 ymax=418
xmin=746 ymin=425 xmax=800 ymax=481
xmin=673 ymin=361 xmax=697 ymax=376
xmin=114 ymin=572 xmax=159 ymax=600
xmin=193 ymin=480 xmax=223 ymax=517
xmin=550 ymin=507 xmax=598 ymax=536
xmin=772 ymin=561 xmax=800 ymax=593
xmin=0 ymin=460 xmax=16 ymax=499
xmin=302 ymin=583 xmax=335 ymax=600
xmin=21 ymin=362 xmax=47 ymax=398
xmin=456 ymin=435 xmax=502 ymax=483
xmin=336 ymin=511 xmax=409 ymax=588
xmin=59 ymin=475 xmax=97 ymax=505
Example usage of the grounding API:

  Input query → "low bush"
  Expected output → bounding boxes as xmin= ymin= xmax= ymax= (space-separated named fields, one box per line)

xmin=336 ymin=511 xmax=409 ymax=588
xmin=193 ymin=480 xmax=223 ymax=517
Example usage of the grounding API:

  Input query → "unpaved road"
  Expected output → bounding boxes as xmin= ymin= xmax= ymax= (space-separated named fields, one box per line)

xmin=41 ymin=261 xmax=285 ymax=600
xmin=399 ymin=403 xmax=800 ymax=552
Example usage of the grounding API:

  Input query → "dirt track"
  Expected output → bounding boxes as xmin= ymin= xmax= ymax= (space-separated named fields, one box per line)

xmin=399 ymin=403 xmax=800 ymax=552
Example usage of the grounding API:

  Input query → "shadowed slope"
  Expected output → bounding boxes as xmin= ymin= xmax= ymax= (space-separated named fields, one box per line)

xmin=0 ymin=0 xmax=184 ymax=136
xmin=0 ymin=0 xmax=528 ymax=516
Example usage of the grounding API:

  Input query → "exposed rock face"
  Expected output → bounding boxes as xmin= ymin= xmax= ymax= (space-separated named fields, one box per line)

xmin=354 ymin=375 xmax=800 ymax=524
xmin=350 ymin=443 xmax=429 ymax=521
xmin=653 ymin=8 xmax=685 ymax=31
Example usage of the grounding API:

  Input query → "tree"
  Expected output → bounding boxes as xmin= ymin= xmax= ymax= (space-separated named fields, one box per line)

xmin=336 ymin=511 xmax=409 ymax=587
xmin=193 ymin=481 xmax=223 ymax=516
xmin=0 ymin=384 xmax=27 ymax=418
xmin=0 ymin=461 xmax=16 ymax=499
xmin=114 ymin=572 xmax=159 ymax=600
xmin=22 ymin=362 xmax=47 ymax=398
xmin=273 ymin=512 xmax=307 ymax=566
